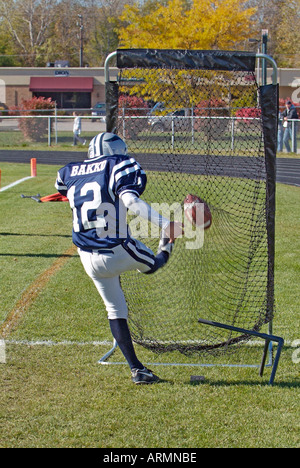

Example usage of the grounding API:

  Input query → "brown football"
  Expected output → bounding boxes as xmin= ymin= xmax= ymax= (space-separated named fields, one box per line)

xmin=183 ymin=194 xmax=212 ymax=230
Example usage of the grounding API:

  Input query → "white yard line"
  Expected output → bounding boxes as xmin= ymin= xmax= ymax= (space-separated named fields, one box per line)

xmin=5 ymin=339 xmax=112 ymax=346
xmin=3 ymin=339 xmax=291 ymax=347
xmin=0 ymin=176 xmax=33 ymax=192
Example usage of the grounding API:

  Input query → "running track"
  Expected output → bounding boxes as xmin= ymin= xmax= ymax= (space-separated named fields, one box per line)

xmin=0 ymin=150 xmax=299 ymax=187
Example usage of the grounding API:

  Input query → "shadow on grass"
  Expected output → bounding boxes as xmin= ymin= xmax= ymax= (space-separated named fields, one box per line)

xmin=187 ymin=379 xmax=300 ymax=388
xmin=0 ymin=232 xmax=71 ymax=238
xmin=0 ymin=253 xmax=76 ymax=258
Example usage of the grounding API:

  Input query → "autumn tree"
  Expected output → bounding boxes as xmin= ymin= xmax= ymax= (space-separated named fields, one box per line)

xmin=118 ymin=0 xmax=257 ymax=111
xmin=119 ymin=0 xmax=257 ymax=50
xmin=10 ymin=96 xmax=55 ymax=141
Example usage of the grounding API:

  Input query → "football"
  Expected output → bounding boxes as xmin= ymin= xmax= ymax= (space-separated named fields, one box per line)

xmin=183 ymin=194 xmax=212 ymax=230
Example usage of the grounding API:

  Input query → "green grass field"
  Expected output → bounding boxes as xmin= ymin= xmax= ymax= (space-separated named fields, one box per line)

xmin=0 ymin=161 xmax=299 ymax=448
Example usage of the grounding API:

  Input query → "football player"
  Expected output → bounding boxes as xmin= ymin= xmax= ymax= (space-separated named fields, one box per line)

xmin=55 ymin=132 xmax=181 ymax=384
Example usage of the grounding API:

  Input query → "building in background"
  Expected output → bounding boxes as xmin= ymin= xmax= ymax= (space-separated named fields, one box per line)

xmin=0 ymin=66 xmax=118 ymax=109
xmin=0 ymin=66 xmax=299 ymax=110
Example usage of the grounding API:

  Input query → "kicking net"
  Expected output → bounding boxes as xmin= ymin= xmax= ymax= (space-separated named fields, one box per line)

xmin=106 ymin=49 xmax=278 ymax=356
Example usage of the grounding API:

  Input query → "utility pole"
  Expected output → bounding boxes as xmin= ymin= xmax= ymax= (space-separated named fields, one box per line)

xmin=78 ymin=14 xmax=84 ymax=67
xmin=249 ymin=38 xmax=261 ymax=86
xmin=261 ymin=29 xmax=268 ymax=86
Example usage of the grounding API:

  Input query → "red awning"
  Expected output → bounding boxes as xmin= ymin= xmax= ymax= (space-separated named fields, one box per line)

xmin=29 ymin=77 xmax=94 ymax=92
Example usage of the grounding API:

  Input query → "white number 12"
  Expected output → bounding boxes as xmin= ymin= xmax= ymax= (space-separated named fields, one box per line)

xmin=68 ymin=182 xmax=106 ymax=232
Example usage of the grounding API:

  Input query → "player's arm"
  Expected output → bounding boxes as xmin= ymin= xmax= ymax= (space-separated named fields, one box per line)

xmin=113 ymin=156 xmax=182 ymax=241
xmin=120 ymin=191 xmax=182 ymax=243
xmin=55 ymin=170 xmax=68 ymax=196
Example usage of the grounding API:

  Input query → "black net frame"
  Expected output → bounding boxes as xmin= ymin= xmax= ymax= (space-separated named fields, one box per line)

xmin=106 ymin=49 xmax=278 ymax=356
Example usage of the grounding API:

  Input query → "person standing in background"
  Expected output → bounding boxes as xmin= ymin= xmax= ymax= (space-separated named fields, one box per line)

xmin=277 ymin=111 xmax=283 ymax=152
xmin=282 ymin=101 xmax=298 ymax=153
xmin=72 ymin=111 xmax=86 ymax=146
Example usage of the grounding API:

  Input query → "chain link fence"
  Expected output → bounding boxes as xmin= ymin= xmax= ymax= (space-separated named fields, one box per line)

xmin=0 ymin=110 xmax=105 ymax=148
xmin=0 ymin=109 xmax=298 ymax=153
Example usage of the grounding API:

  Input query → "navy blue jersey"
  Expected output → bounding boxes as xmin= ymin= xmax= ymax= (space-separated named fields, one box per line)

xmin=55 ymin=154 xmax=147 ymax=250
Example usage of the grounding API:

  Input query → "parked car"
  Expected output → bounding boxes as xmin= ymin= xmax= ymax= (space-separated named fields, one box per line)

xmin=91 ymin=102 xmax=106 ymax=122
xmin=148 ymin=101 xmax=165 ymax=116
xmin=148 ymin=109 xmax=191 ymax=132
xmin=0 ymin=102 xmax=8 ymax=123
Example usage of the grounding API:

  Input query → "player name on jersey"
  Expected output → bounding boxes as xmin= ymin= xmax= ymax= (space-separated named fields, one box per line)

xmin=70 ymin=161 xmax=106 ymax=177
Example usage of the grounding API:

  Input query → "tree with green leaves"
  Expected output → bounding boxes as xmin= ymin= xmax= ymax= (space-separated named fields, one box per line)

xmin=0 ymin=0 xmax=58 ymax=66
xmin=83 ymin=0 xmax=129 ymax=66
xmin=274 ymin=0 xmax=300 ymax=68
xmin=0 ymin=0 xmax=135 ymax=67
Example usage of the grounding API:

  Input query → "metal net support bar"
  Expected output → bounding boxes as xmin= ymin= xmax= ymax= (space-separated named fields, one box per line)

xmin=198 ymin=319 xmax=284 ymax=385
xmin=97 ymin=335 xmax=283 ymax=384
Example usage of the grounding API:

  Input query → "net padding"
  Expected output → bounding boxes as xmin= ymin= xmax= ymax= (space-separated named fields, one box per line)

xmin=108 ymin=49 xmax=276 ymax=356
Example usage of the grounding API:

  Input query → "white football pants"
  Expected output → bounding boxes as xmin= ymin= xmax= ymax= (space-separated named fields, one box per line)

xmin=78 ymin=239 xmax=156 ymax=320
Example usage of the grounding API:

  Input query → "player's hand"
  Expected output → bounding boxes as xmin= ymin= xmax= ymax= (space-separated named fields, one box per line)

xmin=165 ymin=221 xmax=184 ymax=243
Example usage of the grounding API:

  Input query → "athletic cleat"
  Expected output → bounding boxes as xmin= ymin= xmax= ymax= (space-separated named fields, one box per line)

xmin=131 ymin=367 xmax=160 ymax=385
xmin=157 ymin=236 xmax=174 ymax=256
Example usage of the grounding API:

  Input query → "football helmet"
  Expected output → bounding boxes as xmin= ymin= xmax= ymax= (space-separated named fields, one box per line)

xmin=88 ymin=132 xmax=127 ymax=158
